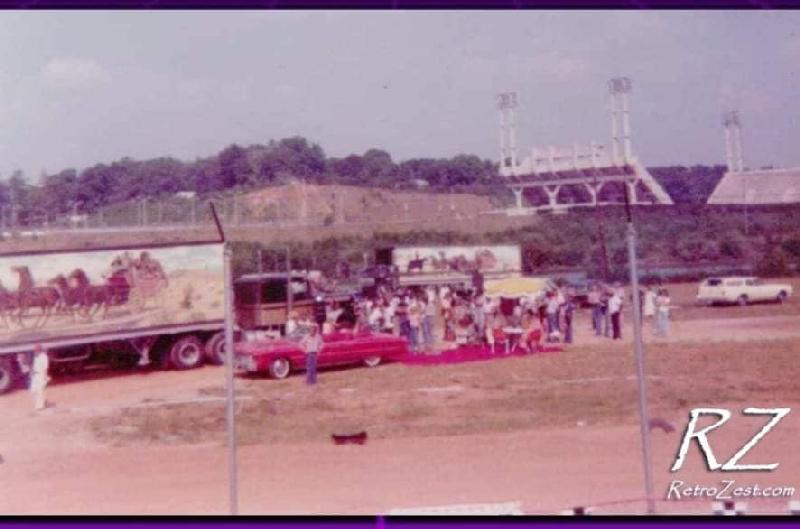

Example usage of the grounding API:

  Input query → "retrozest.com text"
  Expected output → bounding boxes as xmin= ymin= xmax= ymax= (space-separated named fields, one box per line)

xmin=666 ymin=480 xmax=795 ymax=500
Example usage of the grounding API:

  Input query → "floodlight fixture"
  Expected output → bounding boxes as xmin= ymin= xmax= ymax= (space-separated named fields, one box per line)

xmin=608 ymin=77 xmax=633 ymax=95
xmin=496 ymin=92 xmax=518 ymax=110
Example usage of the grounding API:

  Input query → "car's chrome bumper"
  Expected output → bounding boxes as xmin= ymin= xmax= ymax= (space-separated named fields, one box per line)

xmin=235 ymin=355 xmax=259 ymax=372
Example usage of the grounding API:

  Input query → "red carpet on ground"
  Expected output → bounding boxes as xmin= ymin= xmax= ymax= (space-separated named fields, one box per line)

xmin=401 ymin=343 xmax=562 ymax=365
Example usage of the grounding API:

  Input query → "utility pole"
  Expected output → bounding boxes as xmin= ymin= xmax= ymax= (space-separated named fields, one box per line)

xmin=624 ymin=183 xmax=655 ymax=515
xmin=9 ymin=181 xmax=17 ymax=232
xmin=286 ymin=246 xmax=293 ymax=314
xmin=223 ymin=242 xmax=239 ymax=515
xmin=593 ymin=172 xmax=611 ymax=281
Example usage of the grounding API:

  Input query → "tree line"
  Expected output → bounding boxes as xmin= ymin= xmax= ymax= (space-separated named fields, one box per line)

xmin=0 ymin=135 xmax=728 ymax=225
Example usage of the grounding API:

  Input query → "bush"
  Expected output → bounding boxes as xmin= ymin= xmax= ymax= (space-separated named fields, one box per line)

xmin=782 ymin=238 xmax=800 ymax=258
xmin=755 ymin=247 xmax=790 ymax=277
xmin=719 ymin=236 xmax=745 ymax=259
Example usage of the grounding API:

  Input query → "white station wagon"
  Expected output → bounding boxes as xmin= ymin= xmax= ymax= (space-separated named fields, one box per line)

xmin=697 ymin=277 xmax=793 ymax=306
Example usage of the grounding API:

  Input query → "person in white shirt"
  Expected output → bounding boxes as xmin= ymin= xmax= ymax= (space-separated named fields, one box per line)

xmin=285 ymin=314 xmax=299 ymax=337
xmin=426 ymin=287 xmax=437 ymax=305
xmin=643 ymin=286 xmax=656 ymax=321
xmin=368 ymin=302 xmax=383 ymax=331
xmin=608 ymin=290 xmax=623 ymax=340
xmin=439 ymin=286 xmax=450 ymax=304
xmin=545 ymin=292 xmax=560 ymax=342
xmin=655 ymin=288 xmax=671 ymax=337
xmin=30 ymin=345 xmax=50 ymax=411
xmin=382 ymin=301 xmax=396 ymax=334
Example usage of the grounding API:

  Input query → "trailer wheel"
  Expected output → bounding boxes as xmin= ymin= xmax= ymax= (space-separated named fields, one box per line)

xmin=169 ymin=336 xmax=205 ymax=370
xmin=0 ymin=356 xmax=18 ymax=394
xmin=268 ymin=358 xmax=291 ymax=379
xmin=204 ymin=332 xmax=227 ymax=365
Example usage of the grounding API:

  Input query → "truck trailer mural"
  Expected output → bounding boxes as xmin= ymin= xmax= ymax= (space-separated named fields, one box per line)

xmin=0 ymin=243 xmax=224 ymax=351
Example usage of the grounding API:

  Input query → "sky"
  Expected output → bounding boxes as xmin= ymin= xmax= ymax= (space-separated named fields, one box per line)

xmin=0 ymin=11 xmax=797 ymax=182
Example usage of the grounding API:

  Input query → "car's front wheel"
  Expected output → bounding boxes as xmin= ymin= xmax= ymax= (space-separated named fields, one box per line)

xmin=268 ymin=358 xmax=291 ymax=379
xmin=363 ymin=356 xmax=382 ymax=368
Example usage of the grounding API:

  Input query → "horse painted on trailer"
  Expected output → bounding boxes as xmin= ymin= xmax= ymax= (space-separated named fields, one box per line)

xmin=68 ymin=268 xmax=114 ymax=320
xmin=0 ymin=279 xmax=20 ymax=328
xmin=10 ymin=266 xmax=61 ymax=328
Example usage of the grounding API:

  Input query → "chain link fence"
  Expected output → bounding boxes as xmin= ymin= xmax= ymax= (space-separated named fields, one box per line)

xmin=0 ymin=187 xmax=526 ymax=239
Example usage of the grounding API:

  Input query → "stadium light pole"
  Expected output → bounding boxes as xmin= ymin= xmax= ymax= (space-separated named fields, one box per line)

xmin=623 ymin=183 xmax=656 ymax=514
xmin=496 ymin=92 xmax=519 ymax=176
xmin=724 ymin=111 xmax=749 ymax=235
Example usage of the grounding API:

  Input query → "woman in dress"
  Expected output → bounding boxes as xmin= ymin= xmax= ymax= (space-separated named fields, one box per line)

xmin=655 ymin=288 xmax=671 ymax=337
xmin=643 ymin=285 xmax=657 ymax=327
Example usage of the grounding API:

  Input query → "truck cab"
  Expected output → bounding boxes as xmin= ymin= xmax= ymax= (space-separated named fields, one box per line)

xmin=234 ymin=273 xmax=317 ymax=330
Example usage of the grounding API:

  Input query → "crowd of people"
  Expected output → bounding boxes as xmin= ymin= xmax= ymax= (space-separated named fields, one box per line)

xmin=281 ymin=279 xmax=674 ymax=385
xmin=586 ymin=283 xmax=672 ymax=340
xmin=283 ymin=283 xmax=590 ymax=355
xmin=277 ymin=278 xmax=677 ymax=350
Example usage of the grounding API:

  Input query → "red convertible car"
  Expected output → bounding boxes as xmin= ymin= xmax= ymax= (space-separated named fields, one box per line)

xmin=235 ymin=331 xmax=409 ymax=379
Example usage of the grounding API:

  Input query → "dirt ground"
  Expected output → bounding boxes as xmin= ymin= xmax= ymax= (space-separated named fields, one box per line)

xmin=2 ymin=280 xmax=800 ymax=515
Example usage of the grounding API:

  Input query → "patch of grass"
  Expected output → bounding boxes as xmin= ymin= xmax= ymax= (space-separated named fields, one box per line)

xmin=89 ymin=337 xmax=800 ymax=446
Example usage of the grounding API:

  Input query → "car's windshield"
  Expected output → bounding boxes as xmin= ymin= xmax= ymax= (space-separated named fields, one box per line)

xmin=706 ymin=278 xmax=722 ymax=286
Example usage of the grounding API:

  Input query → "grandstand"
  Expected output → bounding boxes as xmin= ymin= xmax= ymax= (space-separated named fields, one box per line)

xmin=707 ymin=110 xmax=800 ymax=205
xmin=707 ymin=167 xmax=800 ymax=205
xmin=496 ymin=78 xmax=673 ymax=214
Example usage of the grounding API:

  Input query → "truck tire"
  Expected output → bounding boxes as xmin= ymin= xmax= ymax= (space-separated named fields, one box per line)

xmin=204 ymin=332 xmax=227 ymax=365
xmin=268 ymin=358 xmax=291 ymax=379
xmin=169 ymin=336 xmax=205 ymax=370
xmin=0 ymin=356 xmax=18 ymax=395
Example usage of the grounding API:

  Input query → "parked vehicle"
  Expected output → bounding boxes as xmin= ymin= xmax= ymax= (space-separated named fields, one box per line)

xmin=0 ymin=248 xmax=354 ymax=395
xmin=235 ymin=331 xmax=409 ymax=379
xmin=359 ymin=245 xmax=521 ymax=292
xmin=0 ymin=241 xmax=226 ymax=394
xmin=696 ymin=277 xmax=793 ymax=306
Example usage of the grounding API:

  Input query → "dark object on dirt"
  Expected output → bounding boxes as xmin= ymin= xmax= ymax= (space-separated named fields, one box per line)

xmin=648 ymin=417 xmax=676 ymax=433
xmin=331 ymin=431 xmax=368 ymax=445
